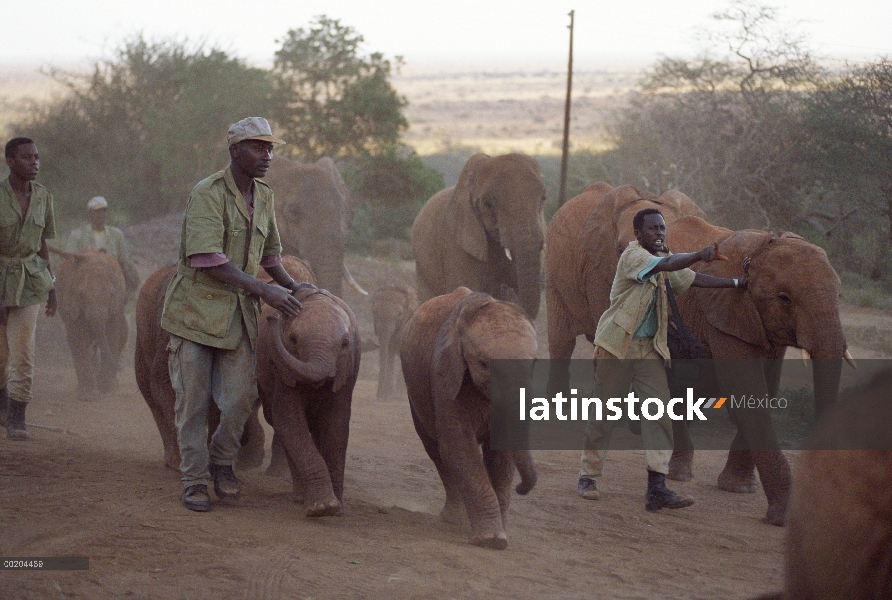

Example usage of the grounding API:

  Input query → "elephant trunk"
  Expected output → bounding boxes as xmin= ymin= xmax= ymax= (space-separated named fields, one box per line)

xmin=269 ymin=316 xmax=336 ymax=385
xmin=803 ymin=315 xmax=846 ymax=420
xmin=513 ymin=247 xmax=542 ymax=319
xmin=312 ymin=258 xmax=343 ymax=298
xmin=512 ymin=450 xmax=537 ymax=495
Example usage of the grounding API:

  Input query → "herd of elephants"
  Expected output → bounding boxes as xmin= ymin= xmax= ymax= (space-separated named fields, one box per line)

xmin=50 ymin=152 xmax=887 ymax=598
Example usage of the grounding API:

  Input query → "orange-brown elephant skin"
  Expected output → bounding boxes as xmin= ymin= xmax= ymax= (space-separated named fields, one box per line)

xmin=412 ymin=153 xmax=546 ymax=319
xmin=256 ymin=287 xmax=360 ymax=517
xmin=400 ymin=288 xmax=538 ymax=549
xmin=758 ymin=369 xmax=892 ymax=600
xmin=370 ymin=284 xmax=417 ymax=400
xmin=134 ymin=257 xmax=315 ymax=471
xmin=56 ymin=250 xmax=128 ymax=402
xmin=546 ymin=183 xmax=847 ymax=526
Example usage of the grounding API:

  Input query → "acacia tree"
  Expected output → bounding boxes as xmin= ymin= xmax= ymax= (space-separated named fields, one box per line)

xmin=272 ymin=16 xmax=408 ymax=160
xmin=22 ymin=36 xmax=273 ymax=223
xmin=607 ymin=1 xmax=821 ymax=230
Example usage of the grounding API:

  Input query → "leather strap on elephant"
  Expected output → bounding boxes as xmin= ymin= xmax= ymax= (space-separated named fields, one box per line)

xmin=0 ymin=253 xmax=37 ymax=306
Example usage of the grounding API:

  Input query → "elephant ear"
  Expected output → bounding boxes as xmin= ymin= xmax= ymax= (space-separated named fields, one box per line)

xmin=316 ymin=157 xmax=353 ymax=237
xmin=431 ymin=292 xmax=494 ymax=405
xmin=451 ymin=153 xmax=491 ymax=262
xmin=319 ymin=290 xmax=360 ymax=394
xmin=696 ymin=231 xmax=771 ymax=349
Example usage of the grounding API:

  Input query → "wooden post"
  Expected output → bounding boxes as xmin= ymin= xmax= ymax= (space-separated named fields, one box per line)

xmin=558 ymin=10 xmax=574 ymax=207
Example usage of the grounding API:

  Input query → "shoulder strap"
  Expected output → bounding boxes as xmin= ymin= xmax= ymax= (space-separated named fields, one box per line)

xmin=665 ymin=277 xmax=683 ymax=326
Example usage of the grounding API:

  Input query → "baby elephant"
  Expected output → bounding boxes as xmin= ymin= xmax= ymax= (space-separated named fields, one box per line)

xmin=256 ymin=285 xmax=360 ymax=517
xmin=400 ymin=287 xmax=537 ymax=549
xmin=371 ymin=284 xmax=417 ymax=400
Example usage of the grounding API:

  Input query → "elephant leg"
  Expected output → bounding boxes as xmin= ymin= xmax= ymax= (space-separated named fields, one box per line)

xmin=284 ymin=447 xmax=305 ymax=504
xmin=482 ymin=443 xmax=514 ymax=525
xmin=307 ymin=393 xmax=351 ymax=502
xmin=65 ymin=321 xmax=96 ymax=401
xmin=545 ymin=294 xmax=579 ymax=398
xmin=271 ymin=386 xmax=340 ymax=517
xmin=753 ymin=449 xmax=791 ymax=526
xmin=717 ymin=434 xmax=758 ymax=493
xmin=235 ymin=403 xmax=265 ymax=470
xmin=376 ymin=337 xmax=395 ymax=401
xmin=667 ymin=421 xmax=694 ymax=482
xmin=265 ymin=434 xmax=291 ymax=477
xmin=410 ymin=408 xmax=464 ymax=525
xmin=435 ymin=411 xmax=506 ymax=549
xmin=146 ymin=352 xmax=180 ymax=470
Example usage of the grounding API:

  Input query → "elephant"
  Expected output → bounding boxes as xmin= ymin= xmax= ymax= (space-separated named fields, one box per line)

xmin=54 ymin=249 xmax=128 ymax=401
xmin=370 ymin=284 xmax=417 ymax=401
xmin=760 ymin=368 xmax=892 ymax=600
xmin=545 ymin=182 xmax=849 ymax=526
xmin=411 ymin=153 xmax=546 ymax=319
xmin=256 ymin=285 xmax=360 ymax=517
xmin=400 ymin=287 xmax=538 ymax=549
xmin=263 ymin=155 xmax=367 ymax=298
xmin=135 ymin=255 xmax=314 ymax=470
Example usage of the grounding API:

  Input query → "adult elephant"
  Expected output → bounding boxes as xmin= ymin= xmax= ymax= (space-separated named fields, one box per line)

xmin=257 ymin=285 xmax=360 ymax=517
xmin=546 ymin=183 xmax=850 ymax=525
xmin=412 ymin=153 xmax=546 ymax=318
xmin=400 ymin=287 xmax=538 ymax=549
xmin=54 ymin=249 xmax=128 ymax=401
xmin=263 ymin=155 xmax=366 ymax=298
xmin=135 ymin=255 xmax=314 ymax=470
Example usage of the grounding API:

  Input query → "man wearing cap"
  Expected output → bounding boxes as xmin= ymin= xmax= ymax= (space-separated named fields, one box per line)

xmin=67 ymin=196 xmax=141 ymax=295
xmin=0 ymin=137 xmax=57 ymax=441
xmin=161 ymin=117 xmax=302 ymax=512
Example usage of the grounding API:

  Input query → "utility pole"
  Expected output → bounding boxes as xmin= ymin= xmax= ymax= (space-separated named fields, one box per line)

xmin=558 ymin=10 xmax=574 ymax=207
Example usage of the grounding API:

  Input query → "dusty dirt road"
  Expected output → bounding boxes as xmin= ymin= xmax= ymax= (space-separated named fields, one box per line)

xmin=2 ymin=254 xmax=884 ymax=600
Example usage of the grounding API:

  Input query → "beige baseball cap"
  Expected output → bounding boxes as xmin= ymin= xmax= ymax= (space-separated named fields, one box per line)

xmin=226 ymin=117 xmax=285 ymax=146
xmin=87 ymin=196 xmax=108 ymax=210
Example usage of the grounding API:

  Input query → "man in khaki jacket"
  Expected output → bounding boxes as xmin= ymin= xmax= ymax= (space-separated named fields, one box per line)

xmin=578 ymin=207 xmax=747 ymax=511
xmin=67 ymin=196 xmax=140 ymax=295
xmin=161 ymin=117 xmax=301 ymax=512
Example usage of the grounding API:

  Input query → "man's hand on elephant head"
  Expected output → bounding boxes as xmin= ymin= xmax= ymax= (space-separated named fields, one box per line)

xmin=261 ymin=283 xmax=302 ymax=318
xmin=45 ymin=289 xmax=57 ymax=317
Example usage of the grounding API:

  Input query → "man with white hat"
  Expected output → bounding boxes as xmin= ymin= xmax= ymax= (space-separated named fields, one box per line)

xmin=67 ymin=196 xmax=140 ymax=294
xmin=161 ymin=117 xmax=302 ymax=512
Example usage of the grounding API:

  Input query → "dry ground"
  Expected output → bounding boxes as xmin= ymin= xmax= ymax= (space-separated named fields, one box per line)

xmin=2 ymin=245 xmax=889 ymax=600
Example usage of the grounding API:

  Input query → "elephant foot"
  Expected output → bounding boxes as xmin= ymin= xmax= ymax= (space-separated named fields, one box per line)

xmin=305 ymin=497 xmax=342 ymax=517
xmin=164 ymin=450 xmax=180 ymax=472
xmin=470 ymin=529 xmax=508 ymax=550
xmin=717 ymin=467 xmax=758 ymax=494
xmin=764 ymin=503 xmax=786 ymax=527
xmin=439 ymin=499 xmax=465 ymax=525
xmin=667 ymin=451 xmax=694 ymax=482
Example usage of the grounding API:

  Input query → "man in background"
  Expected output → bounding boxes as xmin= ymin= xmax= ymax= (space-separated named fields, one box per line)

xmin=0 ymin=137 xmax=57 ymax=440
xmin=67 ymin=196 xmax=140 ymax=296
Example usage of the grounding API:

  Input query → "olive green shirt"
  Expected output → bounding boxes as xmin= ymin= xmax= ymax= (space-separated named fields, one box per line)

xmin=594 ymin=241 xmax=696 ymax=361
xmin=67 ymin=224 xmax=135 ymax=267
xmin=0 ymin=177 xmax=56 ymax=307
xmin=161 ymin=166 xmax=282 ymax=350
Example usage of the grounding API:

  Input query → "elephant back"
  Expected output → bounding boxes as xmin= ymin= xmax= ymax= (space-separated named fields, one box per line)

xmin=56 ymin=250 xmax=127 ymax=323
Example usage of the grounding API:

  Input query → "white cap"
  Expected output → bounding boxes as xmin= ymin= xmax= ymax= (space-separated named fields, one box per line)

xmin=87 ymin=196 xmax=108 ymax=211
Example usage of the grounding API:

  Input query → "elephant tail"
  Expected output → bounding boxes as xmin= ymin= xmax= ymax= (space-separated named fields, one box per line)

xmin=512 ymin=450 xmax=537 ymax=495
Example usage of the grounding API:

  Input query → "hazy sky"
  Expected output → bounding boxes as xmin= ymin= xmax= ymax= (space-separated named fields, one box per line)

xmin=4 ymin=0 xmax=891 ymax=69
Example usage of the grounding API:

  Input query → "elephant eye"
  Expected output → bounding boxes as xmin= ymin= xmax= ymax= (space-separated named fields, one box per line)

xmin=778 ymin=293 xmax=792 ymax=305
xmin=289 ymin=334 xmax=298 ymax=345
xmin=479 ymin=359 xmax=489 ymax=369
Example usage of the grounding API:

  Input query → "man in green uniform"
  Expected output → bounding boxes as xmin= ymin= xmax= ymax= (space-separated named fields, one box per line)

xmin=577 ymin=207 xmax=747 ymax=511
xmin=0 ymin=137 xmax=57 ymax=440
xmin=161 ymin=117 xmax=302 ymax=512
xmin=67 ymin=196 xmax=141 ymax=295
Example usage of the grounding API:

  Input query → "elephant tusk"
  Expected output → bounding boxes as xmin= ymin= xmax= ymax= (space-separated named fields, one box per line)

xmin=504 ymin=247 xmax=513 ymax=261
xmin=342 ymin=261 xmax=368 ymax=296
xmin=801 ymin=348 xmax=810 ymax=369
xmin=844 ymin=349 xmax=857 ymax=369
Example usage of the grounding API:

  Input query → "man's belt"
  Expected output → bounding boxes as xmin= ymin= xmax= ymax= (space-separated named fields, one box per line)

xmin=176 ymin=263 xmax=249 ymax=296
xmin=0 ymin=253 xmax=38 ymax=305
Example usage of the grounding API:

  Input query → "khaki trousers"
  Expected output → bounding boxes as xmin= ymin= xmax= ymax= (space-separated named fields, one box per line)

xmin=0 ymin=303 xmax=41 ymax=404
xmin=579 ymin=338 xmax=674 ymax=478
xmin=168 ymin=331 xmax=257 ymax=489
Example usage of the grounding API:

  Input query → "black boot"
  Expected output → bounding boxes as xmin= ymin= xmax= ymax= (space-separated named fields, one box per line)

xmin=7 ymin=399 xmax=29 ymax=441
xmin=645 ymin=470 xmax=693 ymax=511
xmin=0 ymin=386 xmax=8 ymax=428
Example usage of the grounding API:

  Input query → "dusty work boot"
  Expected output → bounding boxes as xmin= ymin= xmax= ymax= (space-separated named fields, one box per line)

xmin=577 ymin=477 xmax=600 ymax=500
xmin=645 ymin=470 xmax=694 ymax=511
xmin=210 ymin=464 xmax=241 ymax=500
xmin=6 ymin=399 xmax=29 ymax=441
xmin=182 ymin=484 xmax=211 ymax=512
xmin=0 ymin=386 xmax=8 ymax=428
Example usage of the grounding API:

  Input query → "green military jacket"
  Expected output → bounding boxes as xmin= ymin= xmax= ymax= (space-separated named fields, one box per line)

xmin=161 ymin=166 xmax=282 ymax=350
xmin=0 ymin=177 xmax=56 ymax=307
xmin=67 ymin=224 xmax=132 ymax=263
xmin=594 ymin=241 xmax=696 ymax=361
